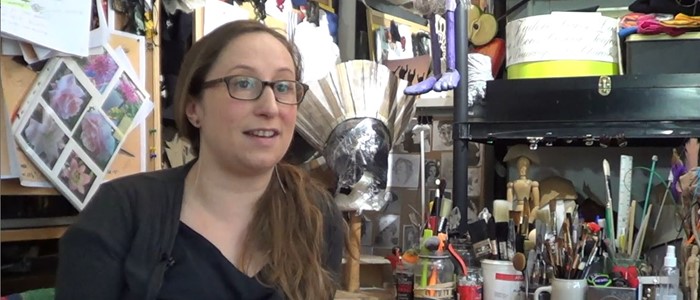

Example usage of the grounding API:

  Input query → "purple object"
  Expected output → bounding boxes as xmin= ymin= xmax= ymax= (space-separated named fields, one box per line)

xmin=404 ymin=0 xmax=460 ymax=95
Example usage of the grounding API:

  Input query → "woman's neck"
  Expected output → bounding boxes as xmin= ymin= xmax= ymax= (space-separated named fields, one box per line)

xmin=186 ymin=155 xmax=273 ymax=218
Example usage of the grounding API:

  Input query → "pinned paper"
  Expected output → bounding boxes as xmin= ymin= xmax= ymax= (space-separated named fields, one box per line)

xmin=12 ymin=44 xmax=153 ymax=210
xmin=202 ymin=0 xmax=249 ymax=36
xmin=1 ymin=0 xmax=91 ymax=57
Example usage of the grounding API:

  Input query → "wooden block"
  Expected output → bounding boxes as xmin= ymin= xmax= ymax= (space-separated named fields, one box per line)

xmin=0 ymin=179 xmax=59 ymax=196
xmin=1 ymin=226 xmax=68 ymax=242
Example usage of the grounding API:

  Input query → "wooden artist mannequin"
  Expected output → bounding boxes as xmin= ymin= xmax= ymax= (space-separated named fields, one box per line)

xmin=504 ymin=145 xmax=541 ymax=223
xmin=686 ymin=245 xmax=699 ymax=300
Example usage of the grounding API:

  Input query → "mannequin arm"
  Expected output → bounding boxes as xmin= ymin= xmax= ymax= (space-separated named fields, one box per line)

xmin=506 ymin=182 xmax=514 ymax=203
xmin=529 ymin=182 xmax=540 ymax=223
xmin=686 ymin=138 xmax=699 ymax=170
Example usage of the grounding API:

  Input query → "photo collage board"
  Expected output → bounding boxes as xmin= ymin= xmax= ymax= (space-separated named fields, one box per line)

xmin=13 ymin=44 xmax=153 ymax=210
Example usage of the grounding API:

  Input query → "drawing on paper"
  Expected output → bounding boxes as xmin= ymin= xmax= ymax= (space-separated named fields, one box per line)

xmin=73 ymin=109 xmax=119 ymax=170
xmin=425 ymin=159 xmax=440 ymax=187
xmin=388 ymin=153 xmax=420 ymax=188
xmin=41 ymin=63 xmax=90 ymax=130
xmin=468 ymin=167 xmax=481 ymax=197
xmin=374 ymin=214 xmax=400 ymax=248
xmin=20 ymin=104 xmax=68 ymax=169
xmin=59 ymin=151 xmax=97 ymax=203
xmin=76 ymin=51 xmax=119 ymax=93
xmin=432 ymin=119 xmax=453 ymax=151
xmin=403 ymin=225 xmax=419 ymax=250
xmin=440 ymin=151 xmax=454 ymax=188
xmin=103 ymin=73 xmax=145 ymax=132
xmin=468 ymin=142 xmax=482 ymax=167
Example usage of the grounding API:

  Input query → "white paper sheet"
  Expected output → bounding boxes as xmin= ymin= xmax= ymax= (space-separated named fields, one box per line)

xmin=202 ymin=0 xmax=249 ymax=36
xmin=1 ymin=0 xmax=92 ymax=57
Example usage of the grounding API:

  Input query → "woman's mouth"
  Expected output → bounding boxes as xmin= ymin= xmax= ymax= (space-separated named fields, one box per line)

xmin=244 ymin=129 xmax=279 ymax=138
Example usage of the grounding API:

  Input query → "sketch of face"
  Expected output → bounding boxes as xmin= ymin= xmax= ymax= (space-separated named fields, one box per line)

xmin=427 ymin=164 xmax=437 ymax=177
xmin=393 ymin=158 xmax=413 ymax=184
xmin=439 ymin=123 xmax=452 ymax=146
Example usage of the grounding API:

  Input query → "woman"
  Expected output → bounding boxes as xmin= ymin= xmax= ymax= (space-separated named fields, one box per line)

xmin=56 ymin=20 xmax=347 ymax=300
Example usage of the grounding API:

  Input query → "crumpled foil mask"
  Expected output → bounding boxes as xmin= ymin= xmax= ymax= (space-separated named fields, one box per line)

xmin=323 ymin=117 xmax=392 ymax=212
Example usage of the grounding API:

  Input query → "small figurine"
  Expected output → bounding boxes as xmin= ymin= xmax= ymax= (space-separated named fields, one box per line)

xmin=404 ymin=0 xmax=460 ymax=95
xmin=686 ymin=245 xmax=699 ymax=300
xmin=503 ymin=144 xmax=541 ymax=223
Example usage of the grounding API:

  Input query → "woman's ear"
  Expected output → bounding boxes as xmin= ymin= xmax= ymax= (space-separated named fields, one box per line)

xmin=185 ymin=100 xmax=202 ymax=128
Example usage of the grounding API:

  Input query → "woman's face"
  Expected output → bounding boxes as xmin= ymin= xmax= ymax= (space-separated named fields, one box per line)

xmin=428 ymin=165 xmax=437 ymax=176
xmin=188 ymin=32 xmax=297 ymax=173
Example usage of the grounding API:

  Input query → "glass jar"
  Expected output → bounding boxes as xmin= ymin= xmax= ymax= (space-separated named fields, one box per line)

xmin=413 ymin=254 xmax=456 ymax=300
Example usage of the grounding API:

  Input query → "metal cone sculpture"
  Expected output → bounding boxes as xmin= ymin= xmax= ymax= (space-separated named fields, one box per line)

xmin=297 ymin=60 xmax=417 ymax=212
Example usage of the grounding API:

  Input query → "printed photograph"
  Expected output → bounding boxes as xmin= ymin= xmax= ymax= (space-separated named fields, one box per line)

xmin=399 ymin=118 xmax=431 ymax=153
xmin=59 ymin=151 xmax=97 ymax=203
xmin=468 ymin=167 xmax=481 ymax=197
xmin=388 ymin=153 xmax=420 ymax=188
xmin=41 ymin=63 xmax=90 ymax=130
xmin=402 ymin=225 xmax=419 ymax=251
xmin=73 ymin=109 xmax=119 ymax=170
xmin=102 ymin=73 xmax=145 ymax=132
xmin=21 ymin=104 xmax=69 ymax=169
xmin=432 ymin=119 xmax=453 ymax=151
xmin=440 ymin=151 xmax=454 ymax=188
xmin=76 ymin=49 xmax=119 ymax=93
xmin=374 ymin=214 xmax=400 ymax=248
xmin=425 ymin=159 xmax=440 ymax=187
xmin=468 ymin=142 xmax=482 ymax=167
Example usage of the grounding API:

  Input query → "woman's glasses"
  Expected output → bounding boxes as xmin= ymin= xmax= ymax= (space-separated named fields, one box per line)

xmin=201 ymin=75 xmax=308 ymax=105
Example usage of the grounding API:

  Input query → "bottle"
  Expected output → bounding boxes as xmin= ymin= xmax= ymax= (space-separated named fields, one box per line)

xmin=459 ymin=244 xmax=483 ymax=300
xmin=656 ymin=245 xmax=680 ymax=300
xmin=396 ymin=250 xmax=418 ymax=300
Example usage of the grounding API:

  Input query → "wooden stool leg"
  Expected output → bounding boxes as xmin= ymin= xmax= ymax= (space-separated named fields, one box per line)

xmin=344 ymin=214 xmax=361 ymax=292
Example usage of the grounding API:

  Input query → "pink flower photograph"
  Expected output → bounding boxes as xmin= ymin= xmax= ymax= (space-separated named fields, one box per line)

xmin=21 ymin=104 xmax=69 ymax=169
xmin=76 ymin=50 xmax=118 ymax=93
xmin=59 ymin=151 xmax=97 ymax=203
xmin=102 ymin=73 xmax=144 ymax=131
xmin=41 ymin=63 xmax=90 ymax=130
xmin=73 ymin=109 xmax=119 ymax=170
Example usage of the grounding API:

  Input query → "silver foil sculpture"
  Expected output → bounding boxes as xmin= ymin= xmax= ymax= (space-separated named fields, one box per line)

xmin=297 ymin=60 xmax=417 ymax=212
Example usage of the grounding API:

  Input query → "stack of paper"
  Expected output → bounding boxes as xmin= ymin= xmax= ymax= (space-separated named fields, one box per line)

xmin=1 ymin=0 xmax=156 ymax=211
xmin=0 ymin=0 xmax=109 ymax=64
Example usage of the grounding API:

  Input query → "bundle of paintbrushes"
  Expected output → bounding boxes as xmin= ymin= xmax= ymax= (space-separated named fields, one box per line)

xmin=539 ymin=215 xmax=606 ymax=280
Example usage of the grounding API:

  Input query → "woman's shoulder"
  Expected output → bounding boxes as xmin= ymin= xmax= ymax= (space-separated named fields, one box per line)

xmin=88 ymin=165 xmax=190 ymax=212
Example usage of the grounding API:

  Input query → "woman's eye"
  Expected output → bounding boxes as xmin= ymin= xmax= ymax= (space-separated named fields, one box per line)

xmin=235 ymin=78 xmax=256 ymax=89
xmin=274 ymin=82 xmax=292 ymax=93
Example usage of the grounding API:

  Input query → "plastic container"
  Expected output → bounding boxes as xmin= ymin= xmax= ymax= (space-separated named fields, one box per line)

xmin=656 ymin=245 xmax=680 ymax=300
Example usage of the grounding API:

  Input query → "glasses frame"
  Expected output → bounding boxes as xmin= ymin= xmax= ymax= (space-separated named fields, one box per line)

xmin=201 ymin=75 xmax=308 ymax=105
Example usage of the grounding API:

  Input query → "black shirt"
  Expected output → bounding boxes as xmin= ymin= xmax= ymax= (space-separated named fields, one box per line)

xmin=55 ymin=162 xmax=346 ymax=300
xmin=158 ymin=222 xmax=283 ymax=300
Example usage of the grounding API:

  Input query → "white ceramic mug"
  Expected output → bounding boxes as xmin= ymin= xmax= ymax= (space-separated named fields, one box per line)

xmin=533 ymin=278 xmax=587 ymax=300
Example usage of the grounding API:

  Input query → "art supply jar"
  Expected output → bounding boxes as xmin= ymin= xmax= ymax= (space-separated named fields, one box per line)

xmin=413 ymin=254 xmax=455 ymax=300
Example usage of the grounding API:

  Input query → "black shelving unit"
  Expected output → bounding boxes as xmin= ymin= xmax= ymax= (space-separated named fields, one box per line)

xmin=461 ymin=73 xmax=700 ymax=145
xmin=451 ymin=45 xmax=700 ymax=231
xmin=453 ymin=1 xmax=470 ymax=234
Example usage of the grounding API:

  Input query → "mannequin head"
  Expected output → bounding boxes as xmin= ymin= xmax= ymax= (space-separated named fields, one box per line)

xmin=517 ymin=157 xmax=531 ymax=177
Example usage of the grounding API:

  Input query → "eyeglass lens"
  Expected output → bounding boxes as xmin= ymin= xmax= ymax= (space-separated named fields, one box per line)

xmin=226 ymin=76 xmax=303 ymax=104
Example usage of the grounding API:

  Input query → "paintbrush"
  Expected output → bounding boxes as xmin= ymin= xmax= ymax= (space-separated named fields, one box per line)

xmin=603 ymin=159 xmax=616 ymax=253
xmin=641 ymin=155 xmax=658 ymax=220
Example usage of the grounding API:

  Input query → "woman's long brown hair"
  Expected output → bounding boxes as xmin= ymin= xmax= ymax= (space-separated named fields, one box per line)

xmin=173 ymin=20 xmax=347 ymax=299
